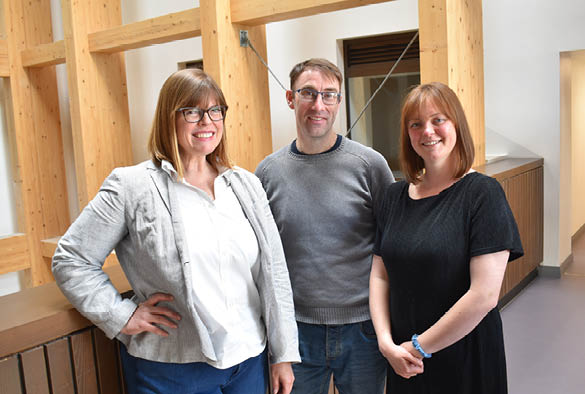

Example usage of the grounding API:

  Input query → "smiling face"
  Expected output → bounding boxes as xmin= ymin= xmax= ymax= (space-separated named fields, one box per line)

xmin=176 ymin=100 xmax=223 ymax=161
xmin=406 ymin=100 xmax=458 ymax=168
xmin=286 ymin=68 xmax=341 ymax=148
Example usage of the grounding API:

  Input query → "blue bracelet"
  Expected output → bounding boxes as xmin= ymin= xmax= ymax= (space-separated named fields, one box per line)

xmin=411 ymin=334 xmax=432 ymax=358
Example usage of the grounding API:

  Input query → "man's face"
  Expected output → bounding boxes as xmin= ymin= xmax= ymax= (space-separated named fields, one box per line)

xmin=286 ymin=69 xmax=341 ymax=143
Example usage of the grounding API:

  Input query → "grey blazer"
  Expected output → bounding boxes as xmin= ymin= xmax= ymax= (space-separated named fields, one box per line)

xmin=52 ymin=160 xmax=300 ymax=364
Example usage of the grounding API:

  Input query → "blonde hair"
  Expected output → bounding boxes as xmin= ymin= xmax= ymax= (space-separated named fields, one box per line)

xmin=400 ymin=82 xmax=475 ymax=184
xmin=148 ymin=69 xmax=231 ymax=178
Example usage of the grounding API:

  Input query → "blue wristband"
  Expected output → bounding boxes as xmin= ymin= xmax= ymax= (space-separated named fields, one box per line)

xmin=411 ymin=334 xmax=432 ymax=358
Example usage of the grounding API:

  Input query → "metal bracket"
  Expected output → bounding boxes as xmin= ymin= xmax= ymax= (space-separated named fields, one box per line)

xmin=239 ymin=30 xmax=249 ymax=47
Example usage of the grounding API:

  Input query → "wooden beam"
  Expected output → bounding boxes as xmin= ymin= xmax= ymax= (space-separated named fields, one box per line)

xmin=0 ymin=234 xmax=30 ymax=275
xmin=88 ymin=8 xmax=201 ymax=53
xmin=2 ymin=0 xmax=70 ymax=286
xmin=231 ymin=0 xmax=391 ymax=25
xmin=21 ymin=40 xmax=66 ymax=68
xmin=201 ymin=0 xmax=273 ymax=171
xmin=418 ymin=0 xmax=485 ymax=167
xmin=0 ymin=264 xmax=130 ymax=357
xmin=0 ymin=39 xmax=8 ymax=77
xmin=62 ymin=0 xmax=133 ymax=209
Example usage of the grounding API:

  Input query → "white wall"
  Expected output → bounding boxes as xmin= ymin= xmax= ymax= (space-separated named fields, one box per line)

xmin=483 ymin=0 xmax=585 ymax=267
xmin=265 ymin=1 xmax=419 ymax=151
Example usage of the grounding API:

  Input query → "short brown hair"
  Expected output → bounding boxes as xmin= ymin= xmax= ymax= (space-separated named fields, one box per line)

xmin=400 ymin=82 xmax=475 ymax=183
xmin=148 ymin=69 xmax=231 ymax=178
xmin=289 ymin=58 xmax=343 ymax=91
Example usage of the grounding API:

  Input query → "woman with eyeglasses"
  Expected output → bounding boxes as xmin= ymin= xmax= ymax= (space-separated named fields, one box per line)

xmin=53 ymin=69 xmax=300 ymax=394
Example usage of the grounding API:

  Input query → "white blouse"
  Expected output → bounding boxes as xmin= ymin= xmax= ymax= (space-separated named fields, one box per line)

xmin=162 ymin=161 xmax=265 ymax=368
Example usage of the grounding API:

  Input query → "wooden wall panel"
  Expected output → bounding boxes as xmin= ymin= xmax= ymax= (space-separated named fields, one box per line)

xmin=21 ymin=347 xmax=50 ymax=394
xmin=418 ymin=0 xmax=485 ymax=167
xmin=497 ymin=165 xmax=544 ymax=298
xmin=93 ymin=328 xmax=123 ymax=394
xmin=71 ymin=330 xmax=99 ymax=394
xmin=2 ymin=0 xmax=70 ymax=286
xmin=0 ymin=356 xmax=22 ymax=394
xmin=46 ymin=338 xmax=76 ymax=394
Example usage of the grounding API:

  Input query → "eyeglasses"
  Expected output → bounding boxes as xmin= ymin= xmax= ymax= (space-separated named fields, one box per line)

xmin=177 ymin=105 xmax=228 ymax=123
xmin=294 ymin=88 xmax=341 ymax=105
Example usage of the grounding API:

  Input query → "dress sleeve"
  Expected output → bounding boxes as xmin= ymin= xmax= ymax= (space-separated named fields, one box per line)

xmin=469 ymin=175 xmax=524 ymax=262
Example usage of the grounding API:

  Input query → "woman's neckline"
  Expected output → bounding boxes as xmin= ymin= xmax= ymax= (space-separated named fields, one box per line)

xmin=407 ymin=170 xmax=477 ymax=201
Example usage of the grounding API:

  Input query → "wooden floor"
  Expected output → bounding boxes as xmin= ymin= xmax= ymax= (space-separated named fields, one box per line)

xmin=501 ymin=231 xmax=585 ymax=394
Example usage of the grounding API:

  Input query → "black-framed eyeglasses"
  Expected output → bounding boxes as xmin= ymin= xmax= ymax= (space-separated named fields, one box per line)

xmin=177 ymin=105 xmax=228 ymax=123
xmin=294 ymin=88 xmax=341 ymax=105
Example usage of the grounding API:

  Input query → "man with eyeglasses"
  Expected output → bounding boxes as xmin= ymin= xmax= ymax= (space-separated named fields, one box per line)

xmin=256 ymin=58 xmax=394 ymax=394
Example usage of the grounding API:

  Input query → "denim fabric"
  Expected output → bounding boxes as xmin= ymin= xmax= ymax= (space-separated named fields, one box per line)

xmin=120 ymin=344 xmax=268 ymax=394
xmin=291 ymin=321 xmax=387 ymax=394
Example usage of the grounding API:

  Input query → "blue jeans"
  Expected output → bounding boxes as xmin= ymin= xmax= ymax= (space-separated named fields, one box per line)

xmin=291 ymin=321 xmax=387 ymax=394
xmin=120 ymin=344 xmax=268 ymax=394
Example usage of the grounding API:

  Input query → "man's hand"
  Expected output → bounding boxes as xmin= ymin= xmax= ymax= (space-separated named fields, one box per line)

xmin=270 ymin=362 xmax=295 ymax=394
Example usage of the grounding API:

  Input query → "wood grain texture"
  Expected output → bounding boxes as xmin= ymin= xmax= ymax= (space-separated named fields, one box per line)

xmin=93 ymin=328 xmax=123 ymax=394
xmin=0 ymin=265 xmax=130 ymax=357
xmin=62 ymin=0 xmax=133 ymax=209
xmin=2 ymin=0 xmax=70 ymax=286
xmin=0 ymin=234 xmax=30 ymax=275
xmin=418 ymin=0 xmax=485 ymax=167
xmin=71 ymin=330 xmax=99 ymax=394
xmin=0 ymin=356 xmax=22 ymax=394
xmin=21 ymin=40 xmax=66 ymax=67
xmin=0 ymin=39 xmax=8 ymax=76
xmin=89 ymin=8 xmax=200 ymax=53
xmin=21 ymin=346 xmax=50 ymax=394
xmin=46 ymin=338 xmax=76 ymax=394
xmin=231 ymin=0 xmax=390 ymax=25
xmin=201 ymin=0 xmax=273 ymax=171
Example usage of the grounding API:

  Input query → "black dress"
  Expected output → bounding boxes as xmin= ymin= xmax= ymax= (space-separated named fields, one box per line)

xmin=374 ymin=172 xmax=523 ymax=394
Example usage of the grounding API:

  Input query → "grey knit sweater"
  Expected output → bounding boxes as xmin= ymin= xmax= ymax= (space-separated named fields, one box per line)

xmin=256 ymin=136 xmax=394 ymax=324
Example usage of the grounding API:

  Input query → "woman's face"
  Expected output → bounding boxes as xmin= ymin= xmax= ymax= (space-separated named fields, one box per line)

xmin=406 ymin=100 xmax=457 ymax=168
xmin=175 ymin=99 xmax=223 ymax=160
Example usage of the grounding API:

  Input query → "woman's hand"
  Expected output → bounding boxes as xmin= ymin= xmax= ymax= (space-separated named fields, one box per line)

xmin=121 ymin=293 xmax=181 ymax=337
xmin=380 ymin=339 xmax=424 ymax=379
xmin=270 ymin=362 xmax=294 ymax=394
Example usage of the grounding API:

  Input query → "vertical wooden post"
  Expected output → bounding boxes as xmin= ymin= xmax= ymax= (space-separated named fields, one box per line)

xmin=61 ymin=0 xmax=133 ymax=209
xmin=200 ymin=0 xmax=273 ymax=171
xmin=2 ymin=0 xmax=70 ymax=286
xmin=418 ymin=0 xmax=485 ymax=167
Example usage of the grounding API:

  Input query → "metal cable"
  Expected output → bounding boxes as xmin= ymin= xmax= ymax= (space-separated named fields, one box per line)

xmin=243 ymin=31 xmax=419 ymax=136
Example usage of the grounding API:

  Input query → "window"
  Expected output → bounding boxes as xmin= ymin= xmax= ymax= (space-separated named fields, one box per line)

xmin=344 ymin=31 xmax=419 ymax=174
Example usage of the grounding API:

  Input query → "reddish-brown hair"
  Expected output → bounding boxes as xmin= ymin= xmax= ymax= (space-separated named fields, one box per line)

xmin=400 ymin=82 xmax=475 ymax=183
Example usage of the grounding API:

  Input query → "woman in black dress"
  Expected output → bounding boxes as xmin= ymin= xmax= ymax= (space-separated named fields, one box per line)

xmin=369 ymin=82 xmax=523 ymax=393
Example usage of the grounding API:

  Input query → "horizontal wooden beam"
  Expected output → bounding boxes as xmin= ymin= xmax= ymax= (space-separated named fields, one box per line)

xmin=88 ymin=8 xmax=201 ymax=53
xmin=0 ymin=39 xmax=8 ymax=77
xmin=231 ymin=0 xmax=391 ymax=25
xmin=41 ymin=237 xmax=119 ymax=268
xmin=21 ymin=40 xmax=66 ymax=68
xmin=0 ymin=234 xmax=30 ymax=275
